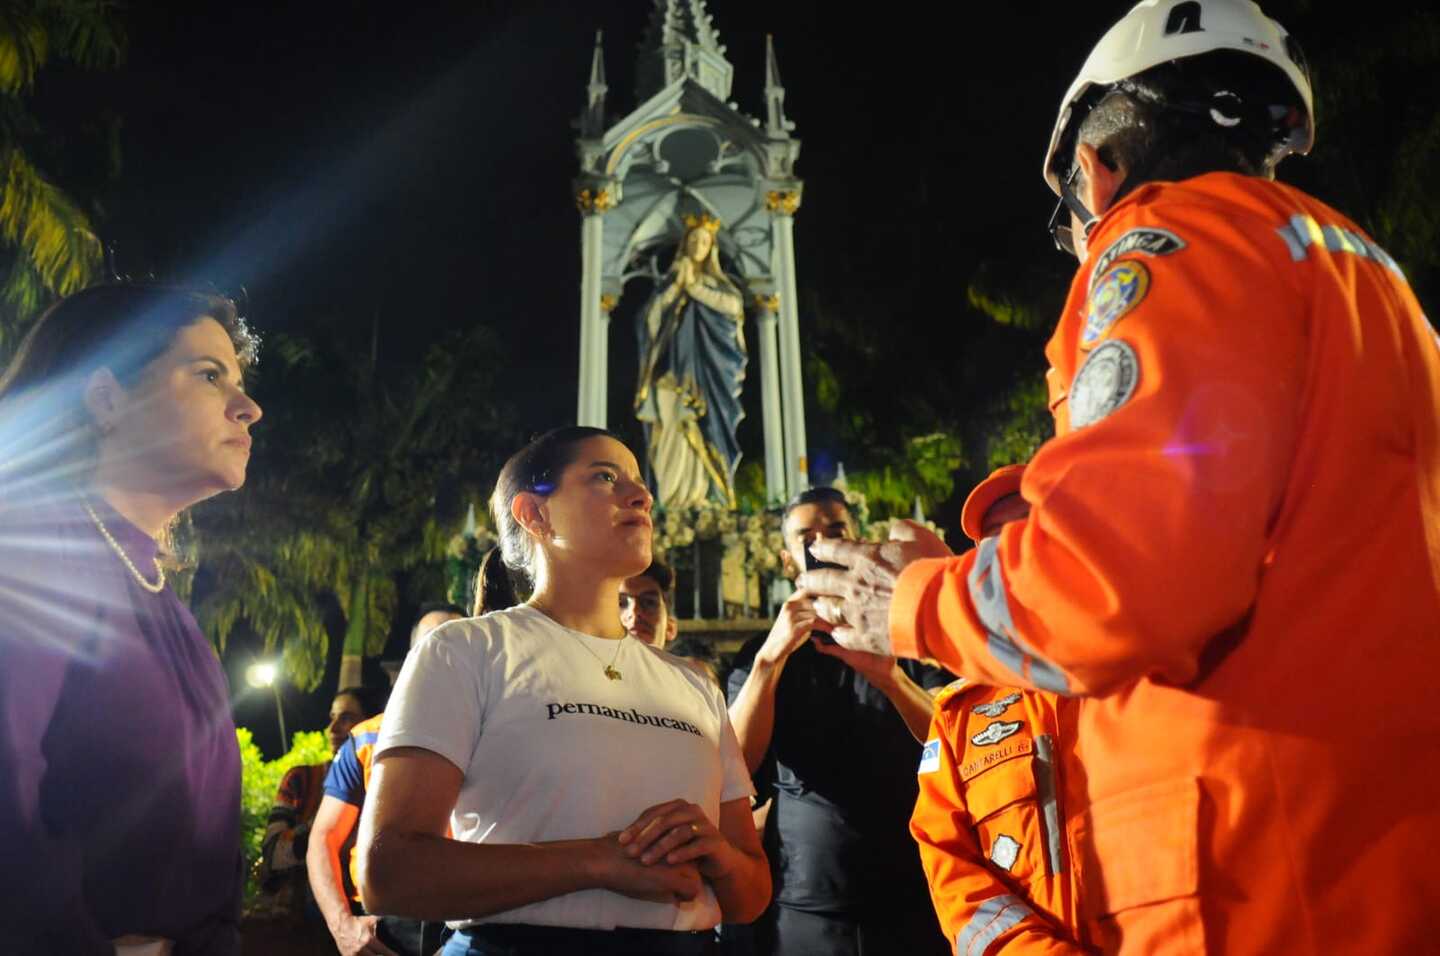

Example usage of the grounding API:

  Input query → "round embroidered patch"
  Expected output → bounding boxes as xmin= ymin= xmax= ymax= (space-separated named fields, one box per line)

xmin=1081 ymin=260 xmax=1150 ymax=348
xmin=1069 ymin=339 xmax=1139 ymax=429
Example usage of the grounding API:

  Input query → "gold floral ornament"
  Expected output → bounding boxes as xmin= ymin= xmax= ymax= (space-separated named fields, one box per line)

xmin=681 ymin=212 xmax=723 ymax=235
xmin=752 ymin=293 xmax=780 ymax=313
xmin=575 ymin=188 xmax=615 ymax=214
xmin=764 ymin=190 xmax=800 ymax=216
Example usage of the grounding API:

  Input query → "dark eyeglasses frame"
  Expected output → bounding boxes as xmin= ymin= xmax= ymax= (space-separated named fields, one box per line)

xmin=1048 ymin=165 xmax=1097 ymax=257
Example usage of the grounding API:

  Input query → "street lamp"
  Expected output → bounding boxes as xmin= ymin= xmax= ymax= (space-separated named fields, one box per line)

xmin=246 ymin=660 xmax=287 ymax=748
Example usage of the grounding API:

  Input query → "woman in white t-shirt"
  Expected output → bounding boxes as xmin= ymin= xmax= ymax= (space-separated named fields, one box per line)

xmin=358 ymin=427 xmax=769 ymax=955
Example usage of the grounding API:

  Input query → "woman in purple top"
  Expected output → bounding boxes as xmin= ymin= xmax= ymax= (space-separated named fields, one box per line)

xmin=0 ymin=285 xmax=262 ymax=955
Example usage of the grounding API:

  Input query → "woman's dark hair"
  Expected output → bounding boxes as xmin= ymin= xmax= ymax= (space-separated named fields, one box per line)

xmin=481 ymin=426 xmax=621 ymax=596
xmin=0 ymin=283 xmax=257 ymax=502
xmin=474 ymin=545 xmax=519 ymax=616
xmin=334 ymin=684 xmax=388 ymax=719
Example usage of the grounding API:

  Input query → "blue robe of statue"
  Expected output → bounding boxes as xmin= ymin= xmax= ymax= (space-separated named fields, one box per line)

xmin=635 ymin=253 xmax=746 ymax=509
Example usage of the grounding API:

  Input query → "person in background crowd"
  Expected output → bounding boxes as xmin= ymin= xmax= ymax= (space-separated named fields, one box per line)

xmin=620 ymin=560 xmax=679 ymax=648
xmin=726 ymin=487 xmax=951 ymax=956
xmin=909 ymin=465 xmax=1087 ymax=954
xmin=803 ymin=2 xmax=1440 ymax=951
xmin=308 ymin=606 xmax=463 ymax=956
xmin=621 ymin=560 xmax=721 ymax=683
xmin=358 ymin=426 xmax=769 ymax=955
xmin=0 ymin=285 xmax=261 ymax=954
xmin=256 ymin=685 xmax=387 ymax=926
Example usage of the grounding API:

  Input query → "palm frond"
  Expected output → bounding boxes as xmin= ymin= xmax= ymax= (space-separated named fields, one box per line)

xmin=0 ymin=9 xmax=47 ymax=95
xmin=40 ymin=0 xmax=126 ymax=70
xmin=0 ymin=252 xmax=47 ymax=351
xmin=0 ymin=148 xmax=102 ymax=297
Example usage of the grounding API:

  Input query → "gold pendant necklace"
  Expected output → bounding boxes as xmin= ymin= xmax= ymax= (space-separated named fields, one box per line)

xmin=531 ymin=604 xmax=625 ymax=680
xmin=82 ymin=500 xmax=166 ymax=594
xmin=569 ymin=631 xmax=626 ymax=681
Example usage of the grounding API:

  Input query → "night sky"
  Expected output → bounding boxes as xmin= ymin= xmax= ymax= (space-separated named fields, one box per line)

xmin=29 ymin=1 xmax=1428 ymax=750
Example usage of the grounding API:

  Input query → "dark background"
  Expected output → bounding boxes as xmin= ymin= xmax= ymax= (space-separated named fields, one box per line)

xmin=26 ymin=1 xmax=1435 ymax=752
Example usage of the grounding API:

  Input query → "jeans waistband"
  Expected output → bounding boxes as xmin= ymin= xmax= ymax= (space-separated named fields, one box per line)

xmin=452 ymin=922 xmax=713 ymax=955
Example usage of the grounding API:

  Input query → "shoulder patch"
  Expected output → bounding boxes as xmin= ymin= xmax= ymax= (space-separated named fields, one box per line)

xmin=972 ymin=691 xmax=1022 ymax=718
xmin=1069 ymin=339 xmax=1139 ymax=429
xmin=1088 ymin=227 xmax=1186 ymax=291
xmin=1082 ymin=260 xmax=1150 ymax=349
xmin=970 ymin=719 xmax=1023 ymax=747
xmin=918 ymin=739 xmax=942 ymax=774
xmin=933 ymin=677 xmax=972 ymax=708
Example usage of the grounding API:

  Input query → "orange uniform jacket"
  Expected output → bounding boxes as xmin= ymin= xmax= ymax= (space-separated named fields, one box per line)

xmin=891 ymin=173 xmax=1440 ymax=953
xmin=911 ymin=680 xmax=1086 ymax=955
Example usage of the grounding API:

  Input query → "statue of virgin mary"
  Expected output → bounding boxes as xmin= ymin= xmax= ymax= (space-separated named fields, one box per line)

xmin=634 ymin=214 xmax=746 ymax=509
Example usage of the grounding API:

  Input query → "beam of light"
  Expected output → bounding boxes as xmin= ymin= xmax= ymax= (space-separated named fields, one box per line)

xmin=173 ymin=36 xmax=515 ymax=300
xmin=245 ymin=660 xmax=278 ymax=688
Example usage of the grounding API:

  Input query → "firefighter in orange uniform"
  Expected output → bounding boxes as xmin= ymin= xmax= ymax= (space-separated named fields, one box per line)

xmin=911 ymin=466 xmax=1088 ymax=955
xmin=803 ymin=2 xmax=1440 ymax=953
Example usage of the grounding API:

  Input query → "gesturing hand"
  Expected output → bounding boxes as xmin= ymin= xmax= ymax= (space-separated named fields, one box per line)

xmin=618 ymin=799 xmax=737 ymax=882
xmin=799 ymin=526 xmax=949 ymax=657
xmin=331 ymin=913 xmax=398 ymax=956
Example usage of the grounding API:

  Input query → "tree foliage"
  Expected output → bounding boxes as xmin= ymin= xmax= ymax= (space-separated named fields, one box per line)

xmin=236 ymin=727 xmax=330 ymax=907
xmin=192 ymin=321 xmax=518 ymax=691
xmin=0 ymin=0 xmax=124 ymax=357
xmin=844 ymin=431 xmax=966 ymax=521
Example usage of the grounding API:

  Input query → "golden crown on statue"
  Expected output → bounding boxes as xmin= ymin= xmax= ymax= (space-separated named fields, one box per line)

xmin=681 ymin=212 xmax=723 ymax=235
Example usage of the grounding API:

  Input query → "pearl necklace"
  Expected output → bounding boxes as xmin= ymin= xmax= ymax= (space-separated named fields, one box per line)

xmin=82 ymin=500 xmax=166 ymax=594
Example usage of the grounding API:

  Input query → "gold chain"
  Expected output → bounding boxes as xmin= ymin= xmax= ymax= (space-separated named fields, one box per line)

xmin=530 ymin=604 xmax=626 ymax=680
xmin=567 ymin=631 xmax=626 ymax=681
xmin=82 ymin=500 xmax=166 ymax=594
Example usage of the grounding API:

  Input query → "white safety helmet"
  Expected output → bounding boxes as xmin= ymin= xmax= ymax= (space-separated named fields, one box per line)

xmin=1042 ymin=0 xmax=1314 ymax=196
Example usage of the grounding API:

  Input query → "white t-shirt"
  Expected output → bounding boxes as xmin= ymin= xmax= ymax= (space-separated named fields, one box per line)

xmin=375 ymin=604 xmax=754 ymax=931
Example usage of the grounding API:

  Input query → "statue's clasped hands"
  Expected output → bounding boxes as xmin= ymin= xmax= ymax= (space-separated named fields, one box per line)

xmin=797 ymin=520 xmax=952 ymax=657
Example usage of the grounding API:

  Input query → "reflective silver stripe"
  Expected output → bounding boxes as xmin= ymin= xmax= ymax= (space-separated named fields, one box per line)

xmin=956 ymin=894 xmax=1034 ymax=955
xmin=967 ymin=538 xmax=1070 ymax=694
xmin=1275 ymin=214 xmax=1405 ymax=277
xmin=1033 ymin=734 xmax=1064 ymax=877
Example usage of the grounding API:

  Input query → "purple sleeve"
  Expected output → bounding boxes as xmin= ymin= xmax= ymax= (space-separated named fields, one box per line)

xmin=323 ymin=737 xmax=366 ymax=806
xmin=0 ymin=637 xmax=111 ymax=954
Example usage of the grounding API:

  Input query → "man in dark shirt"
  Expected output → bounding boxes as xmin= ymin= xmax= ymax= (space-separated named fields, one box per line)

xmin=726 ymin=488 xmax=950 ymax=956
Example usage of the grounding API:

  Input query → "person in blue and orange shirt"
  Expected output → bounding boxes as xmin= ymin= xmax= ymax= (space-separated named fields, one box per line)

xmin=306 ymin=603 xmax=462 ymax=956
xmin=910 ymin=466 xmax=1087 ymax=955
xmin=802 ymin=2 xmax=1440 ymax=953
xmin=256 ymin=685 xmax=385 ymax=924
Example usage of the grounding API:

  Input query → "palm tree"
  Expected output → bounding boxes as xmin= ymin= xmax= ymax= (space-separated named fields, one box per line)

xmin=0 ymin=1 xmax=125 ymax=354
xmin=190 ymin=321 xmax=518 ymax=692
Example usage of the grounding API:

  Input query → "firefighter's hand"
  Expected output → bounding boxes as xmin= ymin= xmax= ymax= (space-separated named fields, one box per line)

xmin=799 ymin=531 xmax=936 ymax=656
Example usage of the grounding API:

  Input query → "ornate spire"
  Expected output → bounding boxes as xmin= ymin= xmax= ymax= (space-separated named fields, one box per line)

xmin=581 ymin=31 xmax=608 ymax=138
xmin=764 ymin=34 xmax=793 ymax=138
xmin=636 ymin=0 xmax=733 ymax=102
